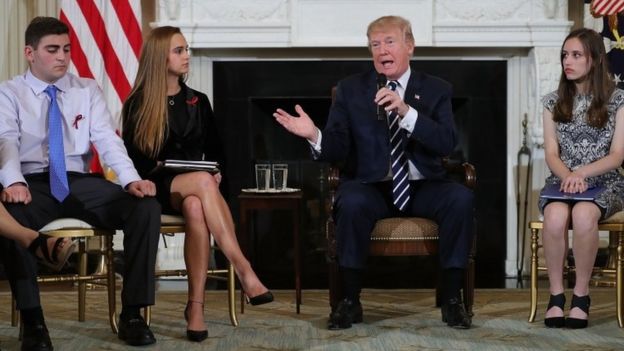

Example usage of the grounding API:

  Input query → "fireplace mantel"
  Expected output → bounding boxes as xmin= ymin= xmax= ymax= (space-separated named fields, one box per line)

xmin=154 ymin=0 xmax=573 ymax=278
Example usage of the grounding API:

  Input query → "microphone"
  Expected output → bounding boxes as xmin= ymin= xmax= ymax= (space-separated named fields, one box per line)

xmin=376 ymin=73 xmax=387 ymax=120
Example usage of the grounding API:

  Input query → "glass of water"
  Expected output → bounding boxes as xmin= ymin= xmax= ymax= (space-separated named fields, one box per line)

xmin=272 ymin=163 xmax=288 ymax=190
xmin=255 ymin=164 xmax=271 ymax=190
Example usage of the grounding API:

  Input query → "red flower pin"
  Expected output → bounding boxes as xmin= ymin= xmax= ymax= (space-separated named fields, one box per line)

xmin=186 ymin=96 xmax=199 ymax=106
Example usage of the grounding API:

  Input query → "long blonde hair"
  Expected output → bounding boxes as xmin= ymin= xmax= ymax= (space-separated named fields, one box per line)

xmin=123 ymin=26 xmax=185 ymax=158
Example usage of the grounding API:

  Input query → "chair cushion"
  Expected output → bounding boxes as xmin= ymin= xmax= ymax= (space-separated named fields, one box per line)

xmin=371 ymin=217 xmax=439 ymax=241
xmin=39 ymin=218 xmax=95 ymax=231
xmin=161 ymin=214 xmax=186 ymax=226
xmin=601 ymin=210 xmax=624 ymax=224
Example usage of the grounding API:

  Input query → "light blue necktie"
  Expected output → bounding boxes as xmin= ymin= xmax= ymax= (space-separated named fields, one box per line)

xmin=387 ymin=81 xmax=411 ymax=211
xmin=44 ymin=85 xmax=69 ymax=202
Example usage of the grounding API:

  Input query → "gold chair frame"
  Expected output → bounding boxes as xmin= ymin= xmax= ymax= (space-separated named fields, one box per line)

xmin=527 ymin=219 xmax=624 ymax=327
xmin=10 ymin=218 xmax=118 ymax=333
xmin=145 ymin=214 xmax=238 ymax=327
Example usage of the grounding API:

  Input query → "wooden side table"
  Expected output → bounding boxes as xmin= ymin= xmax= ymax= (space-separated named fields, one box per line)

xmin=238 ymin=190 xmax=303 ymax=313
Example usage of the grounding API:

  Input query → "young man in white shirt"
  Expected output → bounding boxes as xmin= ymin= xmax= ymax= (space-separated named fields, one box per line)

xmin=0 ymin=17 xmax=161 ymax=350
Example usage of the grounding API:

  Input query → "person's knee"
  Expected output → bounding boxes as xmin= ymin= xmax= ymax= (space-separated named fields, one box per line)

xmin=194 ymin=172 xmax=219 ymax=194
xmin=181 ymin=196 xmax=203 ymax=222
xmin=448 ymin=187 xmax=473 ymax=214
xmin=335 ymin=191 xmax=371 ymax=216
xmin=135 ymin=196 xmax=161 ymax=217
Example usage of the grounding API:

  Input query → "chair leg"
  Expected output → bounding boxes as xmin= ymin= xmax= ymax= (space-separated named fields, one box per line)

xmin=144 ymin=306 xmax=151 ymax=325
xmin=11 ymin=294 xmax=18 ymax=327
xmin=528 ymin=227 xmax=539 ymax=323
xmin=78 ymin=238 xmax=87 ymax=322
xmin=464 ymin=255 xmax=475 ymax=316
xmin=617 ymin=231 xmax=623 ymax=328
xmin=328 ymin=256 xmax=341 ymax=312
xmin=227 ymin=262 xmax=239 ymax=326
xmin=104 ymin=235 xmax=118 ymax=334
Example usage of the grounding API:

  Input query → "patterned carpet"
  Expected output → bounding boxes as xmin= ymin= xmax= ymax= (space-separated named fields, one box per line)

xmin=0 ymin=288 xmax=623 ymax=350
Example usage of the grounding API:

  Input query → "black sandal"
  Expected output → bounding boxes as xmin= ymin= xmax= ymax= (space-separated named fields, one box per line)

xmin=27 ymin=232 xmax=76 ymax=271
xmin=544 ymin=293 xmax=566 ymax=328
xmin=565 ymin=294 xmax=590 ymax=329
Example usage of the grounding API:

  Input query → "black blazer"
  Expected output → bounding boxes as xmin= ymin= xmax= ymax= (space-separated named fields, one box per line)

xmin=122 ymin=83 xmax=225 ymax=180
xmin=319 ymin=68 xmax=457 ymax=181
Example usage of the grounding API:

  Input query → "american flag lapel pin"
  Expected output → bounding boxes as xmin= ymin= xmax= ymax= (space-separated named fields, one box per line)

xmin=414 ymin=94 xmax=420 ymax=100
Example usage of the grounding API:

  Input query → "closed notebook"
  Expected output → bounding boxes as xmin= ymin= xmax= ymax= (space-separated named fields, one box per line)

xmin=539 ymin=183 xmax=605 ymax=201
xmin=150 ymin=159 xmax=220 ymax=175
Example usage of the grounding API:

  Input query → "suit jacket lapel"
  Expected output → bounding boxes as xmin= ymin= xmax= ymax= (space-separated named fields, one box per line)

xmin=404 ymin=70 xmax=422 ymax=109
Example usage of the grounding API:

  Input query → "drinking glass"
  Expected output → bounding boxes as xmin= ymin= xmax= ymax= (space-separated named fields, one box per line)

xmin=272 ymin=164 xmax=288 ymax=190
xmin=255 ymin=164 xmax=271 ymax=190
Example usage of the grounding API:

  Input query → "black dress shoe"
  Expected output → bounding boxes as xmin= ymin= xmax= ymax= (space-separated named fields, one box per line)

xmin=328 ymin=298 xmax=363 ymax=330
xmin=441 ymin=297 xmax=472 ymax=329
xmin=118 ymin=315 xmax=156 ymax=346
xmin=21 ymin=322 xmax=53 ymax=351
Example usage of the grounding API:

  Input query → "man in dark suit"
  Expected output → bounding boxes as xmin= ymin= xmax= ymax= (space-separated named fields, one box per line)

xmin=274 ymin=15 xmax=474 ymax=329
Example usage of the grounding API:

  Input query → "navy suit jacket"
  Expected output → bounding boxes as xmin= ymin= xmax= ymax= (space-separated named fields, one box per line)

xmin=319 ymin=68 xmax=457 ymax=182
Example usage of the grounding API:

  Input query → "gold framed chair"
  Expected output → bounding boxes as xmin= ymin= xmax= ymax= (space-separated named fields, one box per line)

xmin=326 ymin=161 xmax=477 ymax=314
xmin=10 ymin=218 xmax=118 ymax=333
xmin=145 ymin=214 xmax=238 ymax=327
xmin=527 ymin=213 xmax=624 ymax=327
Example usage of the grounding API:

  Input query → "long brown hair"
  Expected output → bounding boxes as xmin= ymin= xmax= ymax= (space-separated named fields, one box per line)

xmin=122 ymin=26 xmax=185 ymax=158
xmin=553 ymin=28 xmax=614 ymax=128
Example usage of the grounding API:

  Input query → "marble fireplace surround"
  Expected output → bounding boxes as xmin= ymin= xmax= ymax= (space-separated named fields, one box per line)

xmin=153 ymin=0 xmax=572 ymax=278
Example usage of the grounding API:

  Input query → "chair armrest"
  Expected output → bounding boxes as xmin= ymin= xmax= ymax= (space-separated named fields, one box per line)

xmin=442 ymin=159 xmax=476 ymax=190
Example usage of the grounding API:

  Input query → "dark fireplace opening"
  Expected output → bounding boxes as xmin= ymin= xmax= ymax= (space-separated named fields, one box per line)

xmin=213 ymin=60 xmax=506 ymax=289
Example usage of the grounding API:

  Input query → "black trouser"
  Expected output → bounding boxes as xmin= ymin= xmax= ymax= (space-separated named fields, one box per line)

xmin=0 ymin=172 xmax=161 ymax=310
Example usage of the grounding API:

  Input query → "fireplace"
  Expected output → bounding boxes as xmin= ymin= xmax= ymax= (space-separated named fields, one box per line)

xmin=153 ymin=0 xmax=574 ymax=283
xmin=212 ymin=59 xmax=507 ymax=288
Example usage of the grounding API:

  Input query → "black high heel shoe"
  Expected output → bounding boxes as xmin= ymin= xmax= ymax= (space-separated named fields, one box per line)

xmin=245 ymin=291 xmax=274 ymax=306
xmin=544 ymin=293 xmax=566 ymax=328
xmin=184 ymin=301 xmax=208 ymax=342
xmin=565 ymin=294 xmax=590 ymax=329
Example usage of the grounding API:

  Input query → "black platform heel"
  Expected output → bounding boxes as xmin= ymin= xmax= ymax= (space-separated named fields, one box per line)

xmin=184 ymin=300 xmax=208 ymax=342
xmin=544 ymin=293 xmax=566 ymax=328
xmin=565 ymin=294 xmax=590 ymax=329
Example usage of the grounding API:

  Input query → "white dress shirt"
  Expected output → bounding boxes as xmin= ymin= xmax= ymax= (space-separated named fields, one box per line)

xmin=311 ymin=67 xmax=424 ymax=180
xmin=0 ymin=70 xmax=141 ymax=188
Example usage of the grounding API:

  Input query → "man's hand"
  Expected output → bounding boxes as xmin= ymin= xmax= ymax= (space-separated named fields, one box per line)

xmin=1 ymin=183 xmax=32 ymax=204
xmin=375 ymin=87 xmax=409 ymax=117
xmin=273 ymin=104 xmax=319 ymax=143
xmin=126 ymin=180 xmax=156 ymax=198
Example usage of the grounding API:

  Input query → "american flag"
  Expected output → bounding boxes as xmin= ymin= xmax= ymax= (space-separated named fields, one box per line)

xmin=59 ymin=0 xmax=142 ymax=172
xmin=592 ymin=0 xmax=624 ymax=15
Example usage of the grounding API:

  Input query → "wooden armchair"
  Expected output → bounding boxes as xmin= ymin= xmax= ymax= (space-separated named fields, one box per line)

xmin=326 ymin=160 xmax=477 ymax=314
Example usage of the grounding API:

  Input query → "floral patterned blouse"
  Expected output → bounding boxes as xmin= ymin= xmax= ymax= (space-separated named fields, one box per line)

xmin=539 ymin=89 xmax=624 ymax=218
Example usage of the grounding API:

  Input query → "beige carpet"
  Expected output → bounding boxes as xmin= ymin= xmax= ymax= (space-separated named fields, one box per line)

xmin=1 ymin=288 xmax=623 ymax=350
